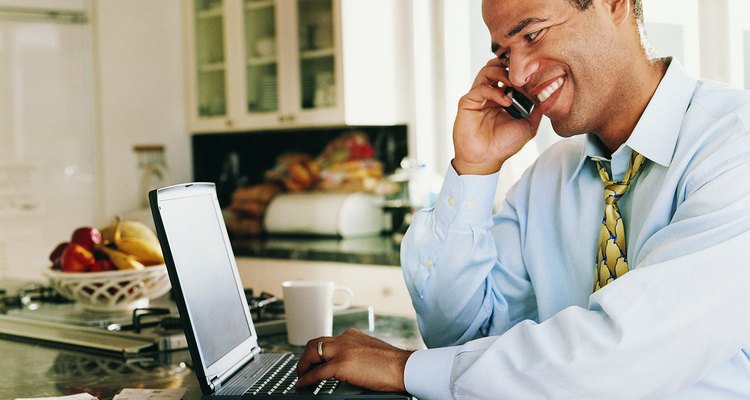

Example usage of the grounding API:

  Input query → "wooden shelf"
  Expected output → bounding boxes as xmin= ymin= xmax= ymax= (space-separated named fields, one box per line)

xmin=196 ymin=7 xmax=222 ymax=19
xmin=198 ymin=62 xmax=226 ymax=73
xmin=245 ymin=0 xmax=274 ymax=11
xmin=247 ymin=56 xmax=277 ymax=67
xmin=300 ymin=47 xmax=335 ymax=60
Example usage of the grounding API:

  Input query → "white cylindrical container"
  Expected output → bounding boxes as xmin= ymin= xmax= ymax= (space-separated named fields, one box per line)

xmin=263 ymin=192 xmax=384 ymax=237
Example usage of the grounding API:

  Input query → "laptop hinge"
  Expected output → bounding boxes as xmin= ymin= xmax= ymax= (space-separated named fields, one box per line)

xmin=209 ymin=376 xmax=221 ymax=392
xmin=211 ymin=346 xmax=262 ymax=391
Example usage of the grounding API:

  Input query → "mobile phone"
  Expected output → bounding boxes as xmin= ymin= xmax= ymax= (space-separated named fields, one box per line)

xmin=504 ymin=87 xmax=534 ymax=119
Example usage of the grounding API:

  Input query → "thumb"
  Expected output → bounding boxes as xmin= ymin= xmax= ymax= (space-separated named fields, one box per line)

xmin=526 ymin=104 xmax=545 ymax=136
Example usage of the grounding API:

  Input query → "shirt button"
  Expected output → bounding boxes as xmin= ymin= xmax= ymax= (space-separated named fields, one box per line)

xmin=447 ymin=197 xmax=456 ymax=206
xmin=465 ymin=201 xmax=474 ymax=210
xmin=425 ymin=259 xmax=433 ymax=268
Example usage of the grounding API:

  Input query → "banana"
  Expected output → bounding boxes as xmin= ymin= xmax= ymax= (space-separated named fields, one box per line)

xmin=99 ymin=216 xmax=164 ymax=266
xmin=115 ymin=236 xmax=164 ymax=266
xmin=100 ymin=216 xmax=160 ymax=249
xmin=97 ymin=245 xmax=145 ymax=270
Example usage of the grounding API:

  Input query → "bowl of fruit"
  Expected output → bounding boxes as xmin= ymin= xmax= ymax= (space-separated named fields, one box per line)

xmin=45 ymin=217 xmax=171 ymax=312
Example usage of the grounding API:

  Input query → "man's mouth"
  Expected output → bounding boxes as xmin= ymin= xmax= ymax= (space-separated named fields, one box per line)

xmin=536 ymin=77 xmax=565 ymax=103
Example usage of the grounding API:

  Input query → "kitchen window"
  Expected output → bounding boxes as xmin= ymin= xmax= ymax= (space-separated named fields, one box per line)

xmin=0 ymin=1 xmax=96 ymax=280
xmin=729 ymin=0 xmax=750 ymax=89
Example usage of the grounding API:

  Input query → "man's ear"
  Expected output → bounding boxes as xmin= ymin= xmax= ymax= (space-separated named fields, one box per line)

xmin=600 ymin=0 xmax=631 ymax=25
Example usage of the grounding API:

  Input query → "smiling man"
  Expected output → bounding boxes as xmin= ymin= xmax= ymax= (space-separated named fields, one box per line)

xmin=295 ymin=0 xmax=750 ymax=398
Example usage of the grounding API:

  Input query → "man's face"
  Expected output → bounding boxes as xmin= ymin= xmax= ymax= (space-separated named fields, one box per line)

xmin=483 ymin=0 xmax=627 ymax=136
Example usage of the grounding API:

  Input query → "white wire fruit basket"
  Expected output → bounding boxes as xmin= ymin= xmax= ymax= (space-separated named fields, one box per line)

xmin=45 ymin=265 xmax=171 ymax=312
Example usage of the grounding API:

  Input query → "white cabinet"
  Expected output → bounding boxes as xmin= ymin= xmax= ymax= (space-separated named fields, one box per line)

xmin=184 ymin=0 xmax=412 ymax=133
xmin=235 ymin=258 xmax=416 ymax=318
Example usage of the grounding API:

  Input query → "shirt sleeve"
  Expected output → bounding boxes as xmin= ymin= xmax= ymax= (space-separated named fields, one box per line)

xmin=403 ymin=345 xmax=459 ymax=400
xmin=403 ymin=143 xmax=750 ymax=399
xmin=400 ymin=164 xmax=536 ymax=348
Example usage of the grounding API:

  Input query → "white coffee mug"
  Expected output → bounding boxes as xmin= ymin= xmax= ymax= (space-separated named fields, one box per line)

xmin=282 ymin=280 xmax=354 ymax=346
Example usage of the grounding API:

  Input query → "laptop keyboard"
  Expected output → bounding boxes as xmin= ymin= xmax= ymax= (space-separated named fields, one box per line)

xmin=247 ymin=353 xmax=340 ymax=396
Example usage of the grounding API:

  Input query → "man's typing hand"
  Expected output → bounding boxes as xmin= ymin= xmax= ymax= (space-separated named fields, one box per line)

xmin=295 ymin=328 xmax=413 ymax=393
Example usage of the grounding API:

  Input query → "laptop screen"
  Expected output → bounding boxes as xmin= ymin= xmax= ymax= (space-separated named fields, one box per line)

xmin=159 ymin=191 xmax=252 ymax=366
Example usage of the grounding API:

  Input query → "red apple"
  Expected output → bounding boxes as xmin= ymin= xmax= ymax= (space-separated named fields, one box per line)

xmin=70 ymin=227 xmax=102 ymax=250
xmin=49 ymin=242 xmax=69 ymax=263
xmin=60 ymin=243 xmax=96 ymax=272
xmin=90 ymin=258 xmax=115 ymax=272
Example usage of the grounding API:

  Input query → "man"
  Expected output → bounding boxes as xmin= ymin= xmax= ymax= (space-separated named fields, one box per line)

xmin=296 ymin=0 xmax=750 ymax=398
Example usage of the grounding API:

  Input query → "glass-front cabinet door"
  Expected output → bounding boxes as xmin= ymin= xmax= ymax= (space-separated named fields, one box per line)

xmin=186 ymin=0 xmax=408 ymax=132
xmin=244 ymin=0 xmax=279 ymax=114
xmin=297 ymin=0 xmax=336 ymax=112
xmin=193 ymin=0 xmax=227 ymax=118
xmin=241 ymin=0 xmax=337 ymax=125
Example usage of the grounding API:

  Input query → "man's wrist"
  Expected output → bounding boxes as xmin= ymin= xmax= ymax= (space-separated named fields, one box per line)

xmin=452 ymin=158 xmax=502 ymax=176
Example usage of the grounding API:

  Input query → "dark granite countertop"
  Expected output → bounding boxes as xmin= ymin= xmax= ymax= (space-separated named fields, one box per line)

xmin=231 ymin=235 xmax=402 ymax=266
xmin=0 ymin=315 xmax=424 ymax=400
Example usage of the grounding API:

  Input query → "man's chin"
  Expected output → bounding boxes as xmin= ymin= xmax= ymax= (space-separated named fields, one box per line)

xmin=549 ymin=118 xmax=585 ymax=138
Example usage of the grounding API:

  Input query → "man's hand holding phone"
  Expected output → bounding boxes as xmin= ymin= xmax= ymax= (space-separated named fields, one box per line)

xmin=452 ymin=58 xmax=544 ymax=176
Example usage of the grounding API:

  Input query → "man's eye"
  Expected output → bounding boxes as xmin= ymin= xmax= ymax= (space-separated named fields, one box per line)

xmin=524 ymin=28 xmax=547 ymax=42
xmin=498 ymin=51 xmax=510 ymax=65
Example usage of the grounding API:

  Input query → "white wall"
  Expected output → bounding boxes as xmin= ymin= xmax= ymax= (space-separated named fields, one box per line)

xmin=91 ymin=0 xmax=190 ymax=227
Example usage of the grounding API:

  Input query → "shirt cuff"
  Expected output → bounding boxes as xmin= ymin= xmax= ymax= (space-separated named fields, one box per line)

xmin=435 ymin=164 xmax=499 ymax=231
xmin=404 ymin=346 xmax=459 ymax=400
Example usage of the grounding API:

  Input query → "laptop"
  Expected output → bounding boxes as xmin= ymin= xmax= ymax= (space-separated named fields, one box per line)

xmin=149 ymin=182 xmax=412 ymax=399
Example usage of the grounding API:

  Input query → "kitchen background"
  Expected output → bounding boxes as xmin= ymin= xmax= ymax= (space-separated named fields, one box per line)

xmin=0 ymin=0 xmax=749 ymax=282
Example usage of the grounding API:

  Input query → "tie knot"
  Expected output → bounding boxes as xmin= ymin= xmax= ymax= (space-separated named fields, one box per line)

xmin=592 ymin=151 xmax=646 ymax=205
xmin=592 ymin=153 xmax=646 ymax=184
xmin=603 ymin=184 xmax=628 ymax=204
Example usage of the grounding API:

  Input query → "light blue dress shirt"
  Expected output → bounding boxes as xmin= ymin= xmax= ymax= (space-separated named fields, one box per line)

xmin=400 ymin=60 xmax=750 ymax=399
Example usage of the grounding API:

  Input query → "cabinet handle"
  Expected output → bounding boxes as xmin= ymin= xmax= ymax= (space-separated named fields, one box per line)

xmin=225 ymin=119 xmax=233 ymax=127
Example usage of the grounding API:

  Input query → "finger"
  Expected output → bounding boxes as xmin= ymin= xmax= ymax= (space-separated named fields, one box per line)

xmin=483 ymin=57 xmax=508 ymax=73
xmin=472 ymin=57 xmax=509 ymax=88
xmin=295 ymin=360 xmax=341 ymax=388
xmin=471 ymin=65 xmax=511 ymax=90
xmin=296 ymin=343 xmax=315 ymax=377
xmin=482 ymin=100 xmax=500 ymax=109
xmin=526 ymin=102 xmax=545 ymax=132
xmin=460 ymin=85 xmax=512 ymax=110
xmin=296 ymin=337 xmax=332 ymax=377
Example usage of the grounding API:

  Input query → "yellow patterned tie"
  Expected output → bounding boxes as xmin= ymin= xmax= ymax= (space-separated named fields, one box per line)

xmin=592 ymin=151 xmax=646 ymax=292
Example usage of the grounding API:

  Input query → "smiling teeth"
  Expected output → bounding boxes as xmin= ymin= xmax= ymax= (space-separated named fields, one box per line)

xmin=537 ymin=77 xmax=565 ymax=103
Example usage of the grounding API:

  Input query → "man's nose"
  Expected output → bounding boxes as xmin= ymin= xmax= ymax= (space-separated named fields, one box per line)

xmin=508 ymin=52 xmax=539 ymax=88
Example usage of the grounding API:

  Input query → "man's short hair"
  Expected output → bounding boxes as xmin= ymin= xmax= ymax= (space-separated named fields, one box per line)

xmin=568 ymin=0 xmax=644 ymax=23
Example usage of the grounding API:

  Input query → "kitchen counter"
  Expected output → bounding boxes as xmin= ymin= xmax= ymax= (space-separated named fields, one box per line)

xmin=231 ymin=235 xmax=402 ymax=266
xmin=0 ymin=315 xmax=424 ymax=400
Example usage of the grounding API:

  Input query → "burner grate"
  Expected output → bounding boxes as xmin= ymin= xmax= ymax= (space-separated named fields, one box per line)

xmin=0 ymin=283 xmax=371 ymax=355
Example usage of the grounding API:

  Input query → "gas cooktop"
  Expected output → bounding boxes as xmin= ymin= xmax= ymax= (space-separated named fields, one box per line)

xmin=0 ymin=282 xmax=370 ymax=357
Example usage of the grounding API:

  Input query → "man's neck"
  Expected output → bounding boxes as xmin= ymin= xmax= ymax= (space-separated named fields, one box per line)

xmin=596 ymin=58 xmax=669 ymax=154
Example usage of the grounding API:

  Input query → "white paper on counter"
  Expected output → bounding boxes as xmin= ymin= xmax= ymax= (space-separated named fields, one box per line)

xmin=15 ymin=393 xmax=98 ymax=400
xmin=112 ymin=388 xmax=187 ymax=400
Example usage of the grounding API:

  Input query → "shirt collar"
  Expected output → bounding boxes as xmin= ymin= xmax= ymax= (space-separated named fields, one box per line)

xmin=570 ymin=58 xmax=697 ymax=180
